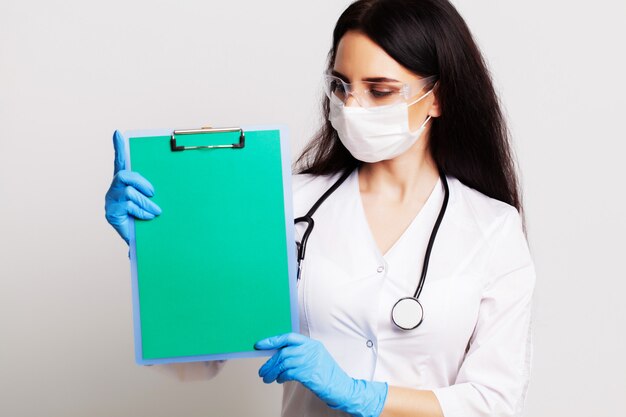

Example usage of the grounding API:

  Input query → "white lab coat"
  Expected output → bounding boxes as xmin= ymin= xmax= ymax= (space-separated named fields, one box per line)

xmin=164 ymin=169 xmax=536 ymax=417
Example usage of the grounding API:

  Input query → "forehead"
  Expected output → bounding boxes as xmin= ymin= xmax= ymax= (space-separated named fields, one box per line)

xmin=334 ymin=31 xmax=417 ymax=82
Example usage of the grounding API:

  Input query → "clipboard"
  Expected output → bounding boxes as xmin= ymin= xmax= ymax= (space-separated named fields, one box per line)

xmin=121 ymin=125 xmax=298 ymax=365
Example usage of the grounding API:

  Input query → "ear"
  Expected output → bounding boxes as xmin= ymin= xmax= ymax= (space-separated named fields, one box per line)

xmin=428 ymin=82 xmax=442 ymax=118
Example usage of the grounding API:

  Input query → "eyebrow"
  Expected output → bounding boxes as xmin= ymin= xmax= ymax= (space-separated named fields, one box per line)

xmin=331 ymin=69 xmax=401 ymax=83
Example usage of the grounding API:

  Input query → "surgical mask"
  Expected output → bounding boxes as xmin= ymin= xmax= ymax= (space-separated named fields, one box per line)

xmin=328 ymin=89 xmax=433 ymax=163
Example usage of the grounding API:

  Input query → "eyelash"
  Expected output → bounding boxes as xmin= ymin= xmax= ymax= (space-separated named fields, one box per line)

xmin=331 ymin=83 xmax=397 ymax=95
xmin=369 ymin=89 xmax=394 ymax=98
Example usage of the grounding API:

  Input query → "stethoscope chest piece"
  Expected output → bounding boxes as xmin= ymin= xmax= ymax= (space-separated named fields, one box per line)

xmin=392 ymin=297 xmax=424 ymax=330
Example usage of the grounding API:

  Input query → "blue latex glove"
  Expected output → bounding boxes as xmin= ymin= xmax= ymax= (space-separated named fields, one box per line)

xmin=255 ymin=333 xmax=388 ymax=417
xmin=105 ymin=130 xmax=162 ymax=243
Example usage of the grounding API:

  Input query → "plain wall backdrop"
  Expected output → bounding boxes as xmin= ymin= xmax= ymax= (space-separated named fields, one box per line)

xmin=1 ymin=1 xmax=624 ymax=416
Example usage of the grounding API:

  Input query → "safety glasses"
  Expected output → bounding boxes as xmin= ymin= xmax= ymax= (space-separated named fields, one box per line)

xmin=323 ymin=71 xmax=438 ymax=109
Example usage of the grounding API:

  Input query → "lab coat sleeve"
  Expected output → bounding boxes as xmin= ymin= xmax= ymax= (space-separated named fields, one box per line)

xmin=432 ymin=208 xmax=536 ymax=417
xmin=153 ymin=360 xmax=227 ymax=381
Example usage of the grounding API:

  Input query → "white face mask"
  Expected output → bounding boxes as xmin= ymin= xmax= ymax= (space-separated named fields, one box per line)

xmin=328 ymin=89 xmax=433 ymax=163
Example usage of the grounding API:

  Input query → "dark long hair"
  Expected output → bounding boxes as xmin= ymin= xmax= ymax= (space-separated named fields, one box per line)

xmin=295 ymin=0 xmax=523 ymax=214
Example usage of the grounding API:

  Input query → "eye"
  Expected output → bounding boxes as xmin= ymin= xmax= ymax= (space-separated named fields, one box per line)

xmin=368 ymin=84 xmax=400 ymax=99
xmin=369 ymin=89 xmax=394 ymax=98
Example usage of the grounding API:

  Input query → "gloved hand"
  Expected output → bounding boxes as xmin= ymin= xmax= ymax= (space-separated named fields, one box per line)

xmin=105 ymin=130 xmax=162 ymax=243
xmin=255 ymin=333 xmax=388 ymax=417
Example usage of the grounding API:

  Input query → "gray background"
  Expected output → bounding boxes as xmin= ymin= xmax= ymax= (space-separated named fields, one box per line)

xmin=1 ymin=0 xmax=624 ymax=416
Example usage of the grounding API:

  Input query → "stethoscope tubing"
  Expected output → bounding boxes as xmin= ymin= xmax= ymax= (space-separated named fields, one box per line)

xmin=294 ymin=167 xmax=449 ymax=329
xmin=294 ymin=168 xmax=353 ymax=280
xmin=413 ymin=169 xmax=449 ymax=299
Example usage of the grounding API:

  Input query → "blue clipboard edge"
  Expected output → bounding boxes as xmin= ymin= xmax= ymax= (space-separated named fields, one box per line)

xmin=120 ymin=125 xmax=299 ymax=365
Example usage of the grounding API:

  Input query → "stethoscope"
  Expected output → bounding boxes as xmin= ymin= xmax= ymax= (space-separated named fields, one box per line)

xmin=294 ymin=168 xmax=449 ymax=330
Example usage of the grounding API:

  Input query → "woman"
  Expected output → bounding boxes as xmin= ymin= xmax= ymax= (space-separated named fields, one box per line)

xmin=105 ymin=1 xmax=535 ymax=416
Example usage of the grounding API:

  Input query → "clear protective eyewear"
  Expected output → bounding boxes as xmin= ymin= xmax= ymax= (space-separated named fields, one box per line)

xmin=323 ymin=71 xmax=438 ymax=110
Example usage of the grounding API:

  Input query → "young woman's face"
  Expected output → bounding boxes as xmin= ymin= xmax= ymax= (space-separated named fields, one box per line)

xmin=332 ymin=30 xmax=438 ymax=132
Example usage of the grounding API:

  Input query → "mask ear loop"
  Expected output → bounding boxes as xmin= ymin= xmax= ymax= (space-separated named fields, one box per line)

xmin=407 ymin=81 xmax=438 ymax=133
xmin=408 ymin=91 xmax=433 ymax=135
xmin=412 ymin=115 xmax=432 ymax=133
xmin=407 ymin=86 xmax=434 ymax=106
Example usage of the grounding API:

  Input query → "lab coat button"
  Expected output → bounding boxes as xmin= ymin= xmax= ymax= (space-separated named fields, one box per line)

xmin=366 ymin=340 xmax=374 ymax=348
xmin=376 ymin=266 xmax=384 ymax=273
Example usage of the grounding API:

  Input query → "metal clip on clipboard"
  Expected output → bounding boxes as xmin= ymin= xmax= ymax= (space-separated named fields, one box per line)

xmin=170 ymin=126 xmax=246 ymax=151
